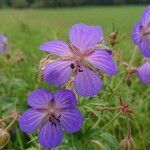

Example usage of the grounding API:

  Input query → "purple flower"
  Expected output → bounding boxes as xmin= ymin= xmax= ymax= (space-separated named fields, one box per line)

xmin=19 ymin=89 xmax=83 ymax=148
xmin=132 ymin=6 xmax=150 ymax=57
xmin=0 ymin=35 xmax=8 ymax=52
xmin=39 ymin=23 xmax=118 ymax=97
xmin=136 ymin=59 xmax=150 ymax=84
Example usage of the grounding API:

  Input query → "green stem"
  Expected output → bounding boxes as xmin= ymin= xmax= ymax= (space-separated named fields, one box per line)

xmin=128 ymin=45 xmax=138 ymax=68
xmin=112 ymin=74 xmax=126 ymax=93
xmin=5 ymin=116 xmax=17 ymax=132
xmin=91 ymin=118 xmax=101 ymax=129
xmin=111 ymin=45 xmax=138 ymax=96
xmin=0 ymin=114 xmax=14 ymax=122
xmin=16 ymin=129 xmax=24 ymax=150
xmin=28 ymin=134 xmax=40 ymax=149
xmin=91 ymin=106 xmax=120 ymax=129
xmin=102 ymin=111 xmax=122 ymax=130
xmin=125 ymin=113 xmax=131 ymax=138
xmin=90 ymin=140 xmax=105 ymax=150
xmin=96 ymin=106 xmax=121 ymax=111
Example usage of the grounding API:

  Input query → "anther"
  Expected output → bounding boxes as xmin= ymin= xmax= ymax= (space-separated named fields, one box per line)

xmin=70 ymin=63 xmax=75 ymax=69
xmin=79 ymin=69 xmax=83 ymax=72
xmin=49 ymin=114 xmax=61 ymax=127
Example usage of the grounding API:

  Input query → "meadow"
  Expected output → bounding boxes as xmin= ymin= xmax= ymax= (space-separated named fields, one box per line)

xmin=0 ymin=6 xmax=150 ymax=150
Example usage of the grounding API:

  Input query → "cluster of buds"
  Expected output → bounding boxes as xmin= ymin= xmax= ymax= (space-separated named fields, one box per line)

xmin=0 ymin=111 xmax=19 ymax=149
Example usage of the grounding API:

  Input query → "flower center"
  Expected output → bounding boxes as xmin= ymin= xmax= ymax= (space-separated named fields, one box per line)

xmin=143 ymin=58 xmax=150 ymax=63
xmin=140 ymin=24 xmax=150 ymax=40
xmin=67 ymin=43 xmax=94 ymax=74
xmin=46 ymin=101 xmax=61 ymax=127
xmin=49 ymin=114 xmax=61 ymax=127
xmin=70 ymin=63 xmax=83 ymax=74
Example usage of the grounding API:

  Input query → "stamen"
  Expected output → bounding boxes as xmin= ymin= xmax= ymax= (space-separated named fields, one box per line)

xmin=77 ymin=64 xmax=83 ymax=72
xmin=105 ymin=49 xmax=112 ymax=55
xmin=56 ymin=115 xmax=61 ymax=122
xmin=49 ymin=114 xmax=61 ymax=127
xmin=70 ymin=63 xmax=75 ymax=69
xmin=79 ymin=69 xmax=83 ymax=72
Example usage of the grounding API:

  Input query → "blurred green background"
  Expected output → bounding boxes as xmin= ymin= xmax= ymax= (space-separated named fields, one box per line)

xmin=0 ymin=5 xmax=150 ymax=150
xmin=0 ymin=0 xmax=149 ymax=8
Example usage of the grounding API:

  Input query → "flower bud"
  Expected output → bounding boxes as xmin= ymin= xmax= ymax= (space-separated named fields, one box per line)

xmin=125 ymin=74 xmax=132 ymax=87
xmin=109 ymin=31 xmax=118 ymax=39
xmin=109 ymin=31 xmax=118 ymax=47
xmin=118 ymin=137 xmax=135 ymax=150
xmin=0 ymin=128 xmax=10 ymax=149
xmin=126 ymin=79 xmax=131 ymax=87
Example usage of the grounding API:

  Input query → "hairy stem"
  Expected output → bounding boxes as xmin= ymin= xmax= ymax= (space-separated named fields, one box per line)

xmin=5 ymin=116 xmax=17 ymax=132
xmin=128 ymin=45 xmax=138 ymax=68
xmin=102 ymin=111 xmax=122 ymax=130
xmin=111 ymin=45 xmax=138 ymax=97
xmin=125 ymin=113 xmax=131 ymax=138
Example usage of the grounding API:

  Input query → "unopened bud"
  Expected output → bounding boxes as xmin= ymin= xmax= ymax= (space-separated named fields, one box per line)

xmin=0 ymin=128 xmax=10 ymax=149
xmin=118 ymin=137 xmax=135 ymax=150
xmin=109 ymin=31 xmax=118 ymax=39
xmin=126 ymin=79 xmax=131 ymax=87
xmin=129 ymin=67 xmax=137 ymax=74
xmin=122 ymin=62 xmax=129 ymax=68
xmin=126 ymin=75 xmax=132 ymax=87
xmin=109 ymin=31 xmax=118 ymax=47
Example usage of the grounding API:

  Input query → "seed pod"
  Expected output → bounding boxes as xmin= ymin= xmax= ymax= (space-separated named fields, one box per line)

xmin=0 ymin=128 xmax=10 ymax=149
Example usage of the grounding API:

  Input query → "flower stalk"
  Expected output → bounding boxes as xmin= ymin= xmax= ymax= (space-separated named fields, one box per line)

xmin=102 ymin=111 xmax=122 ymax=130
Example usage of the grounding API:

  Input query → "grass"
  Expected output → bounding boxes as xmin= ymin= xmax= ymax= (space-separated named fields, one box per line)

xmin=0 ymin=6 xmax=150 ymax=150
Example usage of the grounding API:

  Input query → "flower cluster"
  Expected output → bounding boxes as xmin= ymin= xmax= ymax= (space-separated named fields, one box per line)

xmin=132 ymin=6 xmax=150 ymax=84
xmin=19 ymin=23 xmax=118 ymax=148
xmin=18 ymin=6 xmax=150 ymax=149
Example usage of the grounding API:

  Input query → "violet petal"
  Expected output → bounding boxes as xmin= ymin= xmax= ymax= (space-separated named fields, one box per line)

xmin=69 ymin=23 xmax=103 ymax=52
xmin=38 ymin=122 xmax=63 ymax=148
xmin=39 ymin=40 xmax=72 ymax=56
xmin=19 ymin=109 xmax=44 ymax=133
xmin=137 ymin=61 xmax=150 ymax=84
xmin=139 ymin=40 xmax=150 ymax=57
xmin=54 ymin=89 xmax=77 ymax=109
xmin=132 ymin=21 xmax=142 ymax=45
xmin=74 ymin=67 xmax=102 ymax=97
xmin=27 ymin=89 xmax=53 ymax=109
xmin=60 ymin=109 xmax=83 ymax=133
xmin=87 ymin=50 xmax=118 ymax=76
xmin=44 ymin=60 xmax=72 ymax=86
